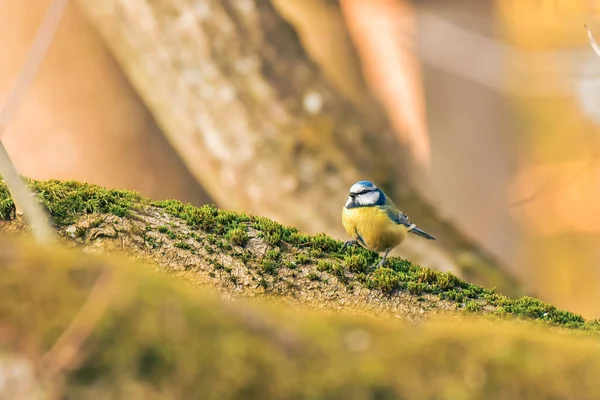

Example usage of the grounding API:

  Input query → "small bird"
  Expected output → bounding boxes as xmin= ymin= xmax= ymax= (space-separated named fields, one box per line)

xmin=342 ymin=180 xmax=435 ymax=269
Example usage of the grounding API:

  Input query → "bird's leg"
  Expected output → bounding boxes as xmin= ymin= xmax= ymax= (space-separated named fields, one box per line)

xmin=371 ymin=248 xmax=392 ymax=270
xmin=343 ymin=240 xmax=357 ymax=248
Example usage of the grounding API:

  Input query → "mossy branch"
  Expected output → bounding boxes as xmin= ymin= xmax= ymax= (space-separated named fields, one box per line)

xmin=0 ymin=178 xmax=597 ymax=332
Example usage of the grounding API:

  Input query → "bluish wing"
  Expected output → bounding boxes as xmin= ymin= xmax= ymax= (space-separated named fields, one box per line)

xmin=382 ymin=196 xmax=436 ymax=240
xmin=382 ymin=197 xmax=416 ymax=229
xmin=396 ymin=212 xmax=416 ymax=229
xmin=380 ymin=200 xmax=413 ymax=228
xmin=380 ymin=198 xmax=435 ymax=240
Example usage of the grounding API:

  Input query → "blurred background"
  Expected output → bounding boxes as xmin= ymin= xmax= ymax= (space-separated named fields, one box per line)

xmin=2 ymin=0 xmax=600 ymax=317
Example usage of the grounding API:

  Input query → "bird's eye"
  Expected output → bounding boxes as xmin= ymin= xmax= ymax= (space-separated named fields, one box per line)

xmin=350 ymin=189 xmax=372 ymax=197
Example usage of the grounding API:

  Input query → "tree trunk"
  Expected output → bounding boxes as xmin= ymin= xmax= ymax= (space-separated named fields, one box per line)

xmin=76 ymin=0 xmax=520 ymax=295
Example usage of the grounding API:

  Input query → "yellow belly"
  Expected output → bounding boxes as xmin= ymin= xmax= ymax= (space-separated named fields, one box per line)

xmin=341 ymin=206 xmax=407 ymax=253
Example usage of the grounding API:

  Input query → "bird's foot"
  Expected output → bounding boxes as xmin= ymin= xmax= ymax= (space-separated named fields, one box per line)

xmin=368 ymin=257 xmax=388 ymax=272
xmin=343 ymin=240 xmax=357 ymax=248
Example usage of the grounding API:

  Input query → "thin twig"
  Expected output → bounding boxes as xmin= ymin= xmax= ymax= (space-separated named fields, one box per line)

xmin=0 ymin=0 xmax=70 ymax=243
xmin=585 ymin=24 xmax=600 ymax=59
xmin=0 ymin=146 xmax=54 ymax=242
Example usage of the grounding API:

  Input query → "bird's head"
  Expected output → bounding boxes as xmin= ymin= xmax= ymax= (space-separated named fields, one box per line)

xmin=345 ymin=180 xmax=385 ymax=208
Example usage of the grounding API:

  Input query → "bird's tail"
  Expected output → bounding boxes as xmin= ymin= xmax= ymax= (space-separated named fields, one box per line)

xmin=408 ymin=226 xmax=436 ymax=240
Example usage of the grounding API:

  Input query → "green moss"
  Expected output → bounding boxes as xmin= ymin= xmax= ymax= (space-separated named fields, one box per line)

xmin=0 ymin=179 xmax=142 ymax=225
xmin=265 ymin=248 xmax=281 ymax=260
xmin=261 ymin=259 xmax=279 ymax=275
xmin=206 ymin=234 xmax=217 ymax=245
xmin=443 ymin=291 xmax=467 ymax=303
xmin=190 ymin=232 xmax=201 ymax=241
xmin=308 ymin=249 xmax=323 ymax=258
xmin=407 ymin=282 xmax=427 ymax=296
xmin=158 ymin=226 xmax=177 ymax=239
xmin=496 ymin=296 xmax=589 ymax=328
xmin=143 ymin=234 xmax=159 ymax=249
xmin=216 ymin=239 xmax=231 ymax=250
xmin=153 ymin=201 xmax=214 ymax=231
xmin=263 ymin=231 xmax=282 ymax=246
xmin=465 ymin=301 xmax=483 ymax=312
xmin=0 ymin=184 xmax=16 ymax=220
xmin=316 ymin=260 xmax=332 ymax=272
xmin=257 ymin=277 xmax=269 ymax=289
xmin=366 ymin=267 xmax=402 ymax=295
xmin=225 ymin=225 xmax=248 ymax=247
xmin=436 ymin=272 xmax=461 ymax=291
xmin=228 ymin=274 xmax=239 ymax=285
xmin=307 ymin=272 xmax=320 ymax=281
xmin=251 ymin=217 xmax=286 ymax=245
xmin=89 ymin=218 xmax=103 ymax=229
xmin=174 ymin=242 xmax=193 ymax=251
xmin=288 ymin=231 xmax=310 ymax=245
xmin=341 ymin=245 xmax=380 ymax=266
xmin=307 ymin=233 xmax=342 ymax=253
xmin=75 ymin=226 xmax=87 ymax=238
xmin=211 ymin=260 xmax=225 ymax=271
xmin=237 ymin=250 xmax=253 ymax=263
xmin=294 ymin=254 xmax=310 ymax=265
xmin=417 ymin=268 xmax=437 ymax=284
xmin=344 ymin=254 xmax=369 ymax=274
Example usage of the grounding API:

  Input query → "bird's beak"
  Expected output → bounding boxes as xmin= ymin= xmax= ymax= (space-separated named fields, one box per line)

xmin=348 ymin=193 xmax=356 ymax=199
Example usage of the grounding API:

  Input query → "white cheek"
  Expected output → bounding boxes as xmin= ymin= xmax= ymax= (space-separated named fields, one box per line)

xmin=357 ymin=192 xmax=380 ymax=206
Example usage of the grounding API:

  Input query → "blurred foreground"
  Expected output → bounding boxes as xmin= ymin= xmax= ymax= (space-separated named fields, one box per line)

xmin=2 ymin=232 xmax=600 ymax=399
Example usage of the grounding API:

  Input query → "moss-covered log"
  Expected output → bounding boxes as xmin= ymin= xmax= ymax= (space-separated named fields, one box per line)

xmin=0 ymin=179 xmax=595 ymax=331
xmin=75 ymin=0 xmax=519 ymax=296
xmin=1 ymin=235 xmax=600 ymax=399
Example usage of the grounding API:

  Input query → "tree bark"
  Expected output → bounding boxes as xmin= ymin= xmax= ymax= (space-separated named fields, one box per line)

xmin=76 ymin=0 xmax=520 ymax=295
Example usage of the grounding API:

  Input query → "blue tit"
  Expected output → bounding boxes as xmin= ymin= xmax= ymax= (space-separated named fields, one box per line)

xmin=341 ymin=180 xmax=435 ymax=268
